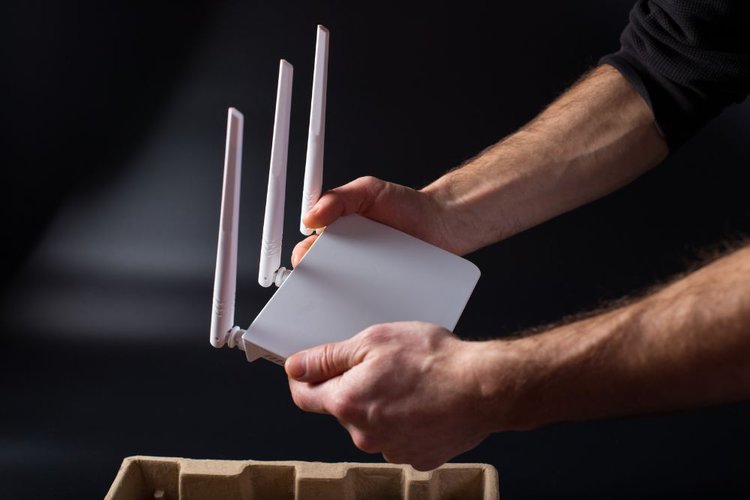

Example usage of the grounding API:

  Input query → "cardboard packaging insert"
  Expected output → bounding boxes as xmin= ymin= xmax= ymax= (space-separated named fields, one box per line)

xmin=105 ymin=456 xmax=499 ymax=499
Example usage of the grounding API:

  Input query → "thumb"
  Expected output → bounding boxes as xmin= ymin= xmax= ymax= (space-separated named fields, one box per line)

xmin=285 ymin=341 xmax=364 ymax=383
xmin=302 ymin=176 xmax=387 ymax=230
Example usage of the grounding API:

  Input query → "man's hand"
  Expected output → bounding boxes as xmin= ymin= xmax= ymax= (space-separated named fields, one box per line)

xmin=287 ymin=245 xmax=750 ymax=469
xmin=291 ymin=176 xmax=468 ymax=267
xmin=285 ymin=321 xmax=499 ymax=471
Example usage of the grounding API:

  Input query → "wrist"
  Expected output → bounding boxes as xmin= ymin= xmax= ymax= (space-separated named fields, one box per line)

xmin=419 ymin=177 xmax=489 ymax=255
xmin=421 ymin=136 xmax=542 ymax=251
xmin=416 ymin=181 xmax=462 ymax=254
xmin=461 ymin=338 xmax=544 ymax=433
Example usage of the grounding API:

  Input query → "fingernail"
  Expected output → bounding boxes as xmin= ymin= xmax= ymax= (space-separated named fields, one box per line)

xmin=304 ymin=208 xmax=318 ymax=225
xmin=286 ymin=352 xmax=307 ymax=379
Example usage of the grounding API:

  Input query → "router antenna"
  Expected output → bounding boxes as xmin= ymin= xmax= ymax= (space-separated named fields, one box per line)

xmin=300 ymin=25 xmax=329 ymax=236
xmin=259 ymin=60 xmax=293 ymax=288
xmin=211 ymin=108 xmax=244 ymax=348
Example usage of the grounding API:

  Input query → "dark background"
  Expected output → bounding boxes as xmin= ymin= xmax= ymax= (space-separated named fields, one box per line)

xmin=2 ymin=1 xmax=750 ymax=498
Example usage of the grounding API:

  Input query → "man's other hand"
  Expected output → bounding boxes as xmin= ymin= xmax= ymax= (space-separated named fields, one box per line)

xmin=285 ymin=321 xmax=495 ymax=471
xmin=291 ymin=177 xmax=459 ymax=267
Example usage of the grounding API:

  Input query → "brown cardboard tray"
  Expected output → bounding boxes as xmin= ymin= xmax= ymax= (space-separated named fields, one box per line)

xmin=105 ymin=456 xmax=499 ymax=499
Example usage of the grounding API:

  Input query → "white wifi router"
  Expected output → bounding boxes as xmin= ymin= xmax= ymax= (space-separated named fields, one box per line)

xmin=210 ymin=26 xmax=481 ymax=365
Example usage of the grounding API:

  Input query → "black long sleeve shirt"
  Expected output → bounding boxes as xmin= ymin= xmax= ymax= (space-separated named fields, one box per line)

xmin=601 ymin=0 xmax=750 ymax=149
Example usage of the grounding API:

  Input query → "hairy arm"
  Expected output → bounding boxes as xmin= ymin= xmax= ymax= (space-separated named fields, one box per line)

xmin=423 ymin=64 xmax=668 ymax=252
xmin=485 ymin=244 xmax=750 ymax=431
xmin=293 ymin=64 xmax=668 ymax=264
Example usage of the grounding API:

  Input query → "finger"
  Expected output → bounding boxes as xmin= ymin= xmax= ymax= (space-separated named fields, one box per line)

xmin=303 ymin=176 xmax=386 ymax=229
xmin=332 ymin=419 xmax=380 ymax=454
xmin=409 ymin=459 xmax=443 ymax=472
xmin=291 ymin=234 xmax=319 ymax=268
xmin=285 ymin=339 xmax=366 ymax=383
xmin=383 ymin=451 xmax=441 ymax=471
xmin=348 ymin=429 xmax=381 ymax=454
xmin=288 ymin=379 xmax=332 ymax=415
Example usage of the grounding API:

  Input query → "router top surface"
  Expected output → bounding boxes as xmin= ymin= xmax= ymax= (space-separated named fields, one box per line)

xmin=243 ymin=214 xmax=480 ymax=360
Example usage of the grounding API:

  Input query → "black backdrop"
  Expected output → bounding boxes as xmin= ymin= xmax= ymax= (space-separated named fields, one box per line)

xmin=2 ymin=1 xmax=750 ymax=498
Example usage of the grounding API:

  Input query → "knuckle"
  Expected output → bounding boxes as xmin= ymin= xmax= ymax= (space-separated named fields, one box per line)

xmin=319 ymin=343 xmax=337 ymax=374
xmin=352 ymin=176 xmax=387 ymax=207
xmin=360 ymin=324 xmax=390 ymax=343
xmin=331 ymin=390 xmax=360 ymax=421
xmin=356 ymin=175 xmax=381 ymax=188
xmin=290 ymin=387 xmax=309 ymax=411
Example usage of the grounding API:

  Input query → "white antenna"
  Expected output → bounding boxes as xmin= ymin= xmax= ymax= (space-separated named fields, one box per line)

xmin=300 ymin=25 xmax=330 ymax=235
xmin=210 ymin=27 xmax=329 ymax=353
xmin=259 ymin=60 xmax=294 ymax=287
xmin=210 ymin=108 xmax=244 ymax=348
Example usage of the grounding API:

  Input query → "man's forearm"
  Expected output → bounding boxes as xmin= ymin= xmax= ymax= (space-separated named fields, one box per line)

xmin=475 ymin=244 xmax=750 ymax=431
xmin=422 ymin=65 xmax=668 ymax=254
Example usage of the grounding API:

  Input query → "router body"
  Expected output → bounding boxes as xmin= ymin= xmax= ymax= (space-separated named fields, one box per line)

xmin=242 ymin=214 xmax=480 ymax=364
